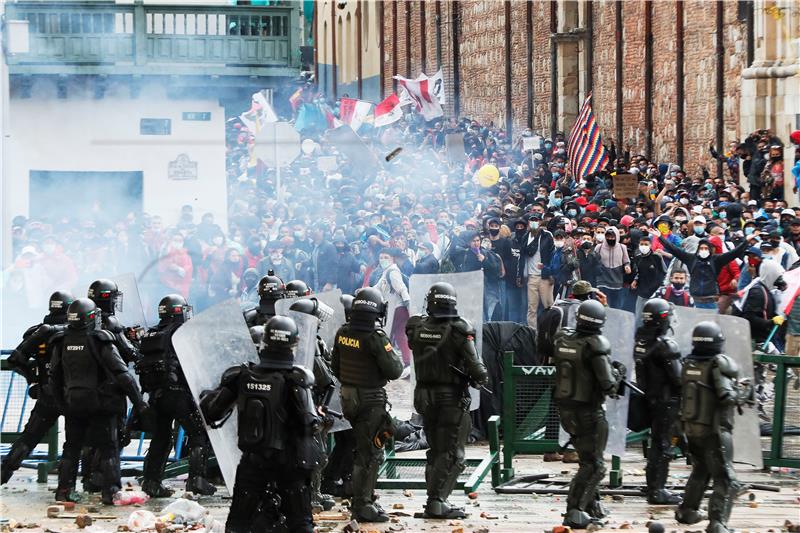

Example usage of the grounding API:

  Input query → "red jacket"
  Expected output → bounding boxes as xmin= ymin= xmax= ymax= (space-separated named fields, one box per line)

xmin=709 ymin=236 xmax=740 ymax=295
xmin=158 ymin=249 xmax=193 ymax=299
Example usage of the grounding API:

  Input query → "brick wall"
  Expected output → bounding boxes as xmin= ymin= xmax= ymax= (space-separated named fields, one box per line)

xmin=368 ymin=0 xmax=748 ymax=165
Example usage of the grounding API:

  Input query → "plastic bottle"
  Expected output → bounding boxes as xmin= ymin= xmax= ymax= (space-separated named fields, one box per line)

xmin=113 ymin=490 xmax=150 ymax=506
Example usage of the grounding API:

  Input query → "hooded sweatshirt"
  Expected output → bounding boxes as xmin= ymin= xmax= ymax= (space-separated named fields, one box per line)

xmin=740 ymin=260 xmax=783 ymax=342
xmin=709 ymin=236 xmax=740 ymax=295
xmin=659 ymin=235 xmax=749 ymax=298
xmin=593 ymin=226 xmax=630 ymax=290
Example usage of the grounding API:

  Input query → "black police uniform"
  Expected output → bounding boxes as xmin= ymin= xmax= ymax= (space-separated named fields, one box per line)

xmin=331 ymin=289 xmax=403 ymax=523
xmin=552 ymin=300 xmax=623 ymax=528
xmin=200 ymin=318 xmax=320 ymax=533
xmin=243 ymin=274 xmax=286 ymax=327
xmin=48 ymin=299 xmax=150 ymax=504
xmin=136 ymin=316 xmax=214 ymax=497
xmin=1 ymin=293 xmax=72 ymax=484
xmin=634 ymin=299 xmax=683 ymax=505
xmin=677 ymin=322 xmax=752 ymax=533
xmin=406 ymin=312 xmax=488 ymax=519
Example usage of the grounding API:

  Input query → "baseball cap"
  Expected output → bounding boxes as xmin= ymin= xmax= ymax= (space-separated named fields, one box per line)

xmin=692 ymin=215 xmax=707 ymax=224
xmin=572 ymin=280 xmax=596 ymax=296
xmin=781 ymin=209 xmax=796 ymax=217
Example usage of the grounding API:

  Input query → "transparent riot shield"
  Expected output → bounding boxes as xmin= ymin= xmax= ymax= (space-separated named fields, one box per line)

xmin=671 ymin=307 xmax=763 ymax=467
xmin=275 ymin=289 xmax=346 ymax=349
xmin=285 ymin=310 xmax=318 ymax=370
xmin=172 ymin=299 xmax=258 ymax=494
xmin=557 ymin=308 xmax=635 ymax=457
xmin=110 ymin=272 xmax=147 ymax=329
xmin=408 ymin=271 xmax=484 ymax=412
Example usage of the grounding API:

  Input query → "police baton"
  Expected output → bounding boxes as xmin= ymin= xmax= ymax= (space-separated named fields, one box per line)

xmin=620 ymin=377 xmax=645 ymax=397
xmin=449 ymin=365 xmax=493 ymax=395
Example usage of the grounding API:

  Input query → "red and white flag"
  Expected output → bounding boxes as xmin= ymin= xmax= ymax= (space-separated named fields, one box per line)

xmin=374 ymin=94 xmax=404 ymax=127
xmin=393 ymin=72 xmax=444 ymax=120
xmin=240 ymin=90 xmax=278 ymax=133
xmin=339 ymin=98 xmax=372 ymax=132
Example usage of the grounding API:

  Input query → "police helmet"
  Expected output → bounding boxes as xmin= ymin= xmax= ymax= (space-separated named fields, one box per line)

xmin=352 ymin=287 xmax=387 ymax=320
xmin=425 ymin=282 xmax=459 ymax=318
xmin=49 ymin=291 xmax=75 ymax=315
xmin=285 ymin=280 xmax=311 ymax=299
xmin=641 ymin=298 xmax=672 ymax=330
xmin=289 ymin=297 xmax=334 ymax=323
xmin=575 ymin=299 xmax=606 ymax=332
xmin=87 ymin=279 xmax=122 ymax=315
xmin=691 ymin=321 xmax=725 ymax=355
xmin=257 ymin=274 xmax=286 ymax=300
xmin=340 ymin=294 xmax=354 ymax=321
xmin=262 ymin=315 xmax=299 ymax=350
xmin=249 ymin=325 xmax=265 ymax=346
xmin=158 ymin=294 xmax=192 ymax=323
xmin=66 ymin=298 xmax=101 ymax=331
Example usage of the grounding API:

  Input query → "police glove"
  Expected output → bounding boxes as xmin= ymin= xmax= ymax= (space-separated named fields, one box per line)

xmin=136 ymin=402 xmax=157 ymax=433
xmin=28 ymin=383 xmax=40 ymax=400
xmin=611 ymin=360 xmax=627 ymax=378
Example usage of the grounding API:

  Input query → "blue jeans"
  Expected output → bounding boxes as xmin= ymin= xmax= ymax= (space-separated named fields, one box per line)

xmin=600 ymin=287 xmax=624 ymax=310
xmin=505 ymin=284 xmax=527 ymax=324
xmin=695 ymin=301 xmax=718 ymax=310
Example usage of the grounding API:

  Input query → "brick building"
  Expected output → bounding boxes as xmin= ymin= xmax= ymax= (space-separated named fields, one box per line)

xmin=315 ymin=0 xmax=798 ymax=180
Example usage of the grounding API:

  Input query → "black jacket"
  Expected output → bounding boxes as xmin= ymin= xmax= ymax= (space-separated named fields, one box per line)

xmin=517 ymin=229 xmax=555 ymax=279
xmin=658 ymin=236 xmax=748 ymax=298
xmin=632 ymin=251 xmax=667 ymax=298
xmin=311 ymin=240 xmax=339 ymax=291
xmin=414 ymin=254 xmax=439 ymax=274
xmin=739 ymin=281 xmax=776 ymax=343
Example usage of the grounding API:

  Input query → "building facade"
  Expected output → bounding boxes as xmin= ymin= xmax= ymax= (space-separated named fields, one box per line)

xmin=315 ymin=0 xmax=798 ymax=175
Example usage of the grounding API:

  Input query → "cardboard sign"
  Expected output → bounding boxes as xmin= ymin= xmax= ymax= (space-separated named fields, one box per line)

xmin=613 ymin=173 xmax=639 ymax=199
xmin=445 ymin=133 xmax=466 ymax=165
xmin=522 ymin=136 xmax=541 ymax=152
xmin=316 ymin=155 xmax=338 ymax=172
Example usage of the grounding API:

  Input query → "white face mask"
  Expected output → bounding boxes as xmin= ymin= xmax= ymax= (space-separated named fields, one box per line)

xmin=554 ymin=240 xmax=564 ymax=249
xmin=595 ymin=233 xmax=605 ymax=242
xmin=698 ymin=249 xmax=710 ymax=259
xmin=639 ymin=245 xmax=651 ymax=255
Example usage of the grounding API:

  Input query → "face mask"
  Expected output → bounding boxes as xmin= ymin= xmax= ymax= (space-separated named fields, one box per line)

xmin=489 ymin=228 xmax=500 ymax=237
xmin=552 ymin=198 xmax=562 ymax=207
xmin=554 ymin=240 xmax=564 ymax=248
xmin=720 ymin=212 xmax=727 ymax=219
xmin=639 ymin=245 xmax=651 ymax=255
xmin=529 ymin=221 xmax=539 ymax=230
xmin=606 ymin=239 xmax=616 ymax=246
xmin=418 ymin=249 xmax=428 ymax=258
xmin=748 ymin=257 xmax=761 ymax=268
xmin=552 ymin=172 xmax=561 ymax=179
xmin=672 ymin=282 xmax=685 ymax=290
xmin=595 ymin=233 xmax=605 ymax=242
xmin=379 ymin=258 xmax=391 ymax=269
xmin=694 ymin=226 xmax=705 ymax=235
xmin=698 ymin=249 xmax=710 ymax=259
xmin=744 ymin=227 xmax=755 ymax=236
xmin=270 ymin=252 xmax=282 ymax=262
xmin=294 ymin=231 xmax=305 ymax=240
xmin=567 ymin=209 xmax=577 ymax=217
xmin=679 ymin=198 xmax=689 ymax=205
xmin=770 ymin=240 xmax=781 ymax=248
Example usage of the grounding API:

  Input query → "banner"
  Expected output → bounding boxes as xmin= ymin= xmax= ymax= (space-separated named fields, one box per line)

xmin=339 ymin=98 xmax=372 ymax=132
xmin=239 ymin=90 xmax=278 ymax=133
xmin=374 ymin=94 xmax=404 ymax=128
xmin=393 ymin=73 xmax=444 ymax=121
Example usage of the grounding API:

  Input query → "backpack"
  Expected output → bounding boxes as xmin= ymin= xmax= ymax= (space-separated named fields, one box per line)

xmin=664 ymin=285 xmax=690 ymax=306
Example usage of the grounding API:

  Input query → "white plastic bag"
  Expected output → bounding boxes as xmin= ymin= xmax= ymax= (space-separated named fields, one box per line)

xmin=127 ymin=509 xmax=157 ymax=531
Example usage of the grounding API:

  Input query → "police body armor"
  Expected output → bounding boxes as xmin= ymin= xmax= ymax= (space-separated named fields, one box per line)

xmin=537 ymin=300 xmax=575 ymax=362
xmin=14 ymin=323 xmax=65 ymax=387
xmin=237 ymin=364 xmax=289 ymax=453
xmin=102 ymin=314 xmax=139 ymax=363
xmin=553 ymin=330 xmax=604 ymax=405
xmin=335 ymin=325 xmax=388 ymax=388
xmin=312 ymin=337 xmax=336 ymax=404
xmin=633 ymin=335 xmax=682 ymax=403
xmin=135 ymin=325 xmax=182 ymax=393
xmin=407 ymin=316 xmax=468 ymax=387
xmin=681 ymin=355 xmax=736 ymax=438
xmin=60 ymin=331 xmax=111 ymax=414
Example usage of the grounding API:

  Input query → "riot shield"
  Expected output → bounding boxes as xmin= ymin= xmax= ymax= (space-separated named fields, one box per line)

xmin=671 ymin=307 xmax=763 ymax=467
xmin=408 ymin=271 xmax=484 ymax=412
xmin=110 ymin=273 xmax=147 ymax=329
xmin=172 ymin=299 xmax=258 ymax=494
xmin=285 ymin=310 xmax=318 ymax=370
xmin=274 ymin=289 xmax=346 ymax=349
xmin=557 ymin=307 xmax=634 ymax=457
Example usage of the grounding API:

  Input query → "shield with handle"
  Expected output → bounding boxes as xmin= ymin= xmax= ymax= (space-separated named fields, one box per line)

xmin=408 ymin=271 xmax=484 ymax=413
xmin=172 ymin=298 xmax=258 ymax=494
xmin=671 ymin=307 xmax=763 ymax=467
xmin=110 ymin=272 xmax=147 ymax=330
xmin=275 ymin=289 xmax=346 ymax=349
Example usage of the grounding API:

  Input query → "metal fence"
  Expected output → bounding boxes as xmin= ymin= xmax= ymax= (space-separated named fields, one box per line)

xmin=757 ymin=353 xmax=800 ymax=468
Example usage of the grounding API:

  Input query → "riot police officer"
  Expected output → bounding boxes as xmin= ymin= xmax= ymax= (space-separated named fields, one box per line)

xmin=406 ymin=282 xmax=489 ymax=519
xmin=136 ymin=295 xmax=215 ymax=497
xmin=244 ymin=273 xmax=286 ymax=327
xmin=200 ymin=316 xmax=320 ymax=533
xmin=2 ymin=291 xmax=74 ymax=484
xmin=677 ymin=321 xmax=753 ymax=533
xmin=285 ymin=279 xmax=312 ymax=299
xmin=83 ymin=278 xmax=140 ymax=492
xmin=48 ymin=298 xmax=151 ymax=504
xmin=634 ymin=298 xmax=683 ymax=505
xmin=331 ymin=287 xmax=403 ymax=522
xmin=553 ymin=299 xmax=624 ymax=528
xmin=289 ymin=297 xmax=337 ymax=511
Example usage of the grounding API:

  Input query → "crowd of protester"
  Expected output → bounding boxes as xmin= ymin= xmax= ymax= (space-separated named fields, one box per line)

xmin=5 ymin=88 xmax=800 ymax=354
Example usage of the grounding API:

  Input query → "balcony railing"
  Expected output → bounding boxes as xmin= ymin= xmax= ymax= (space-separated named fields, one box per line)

xmin=4 ymin=1 xmax=301 ymax=76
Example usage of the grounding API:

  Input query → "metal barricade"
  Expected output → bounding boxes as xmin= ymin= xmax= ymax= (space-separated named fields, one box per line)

xmin=756 ymin=353 xmax=800 ymax=468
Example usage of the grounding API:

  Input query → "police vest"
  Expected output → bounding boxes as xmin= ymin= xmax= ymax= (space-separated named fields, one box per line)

xmin=408 ymin=318 xmax=463 ymax=387
xmin=31 ymin=324 xmax=64 ymax=386
xmin=335 ymin=326 xmax=387 ymax=388
xmin=236 ymin=366 xmax=288 ymax=453
xmin=136 ymin=325 xmax=182 ymax=393
xmin=553 ymin=332 xmax=599 ymax=404
xmin=680 ymin=357 xmax=718 ymax=436
xmin=61 ymin=332 xmax=102 ymax=413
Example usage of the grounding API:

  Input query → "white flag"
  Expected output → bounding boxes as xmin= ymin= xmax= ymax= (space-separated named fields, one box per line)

xmin=393 ymin=73 xmax=443 ymax=121
xmin=374 ymin=94 xmax=404 ymax=127
xmin=429 ymin=69 xmax=445 ymax=105
xmin=240 ymin=90 xmax=278 ymax=133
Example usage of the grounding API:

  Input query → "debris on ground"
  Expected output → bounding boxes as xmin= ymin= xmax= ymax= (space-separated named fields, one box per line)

xmin=113 ymin=490 xmax=149 ymax=506
xmin=402 ymin=490 xmax=414 ymax=498
xmin=467 ymin=492 xmax=478 ymax=500
xmin=75 ymin=513 xmax=93 ymax=528
xmin=341 ymin=519 xmax=359 ymax=532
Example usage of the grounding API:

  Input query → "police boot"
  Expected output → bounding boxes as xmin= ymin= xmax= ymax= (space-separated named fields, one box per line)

xmin=55 ymin=456 xmax=82 ymax=503
xmin=98 ymin=458 xmax=122 ymax=505
xmin=80 ymin=448 xmax=100 ymax=493
xmin=0 ymin=442 xmax=30 ymax=484
xmin=141 ymin=479 xmax=174 ymax=498
xmin=562 ymin=508 xmax=600 ymax=528
xmin=354 ymin=503 xmax=389 ymax=523
xmin=676 ymin=506 xmax=708 ymax=524
xmin=423 ymin=498 xmax=467 ymax=519
xmin=648 ymin=488 xmax=682 ymax=505
xmin=186 ymin=447 xmax=216 ymax=496
xmin=312 ymin=492 xmax=336 ymax=512
xmin=707 ymin=521 xmax=732 ymax=533
xmin=586 ymin=498 xmax=608 ymax=519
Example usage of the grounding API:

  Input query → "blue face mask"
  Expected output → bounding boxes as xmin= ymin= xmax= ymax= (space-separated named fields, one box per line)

xmin=745 ymin=227 xmax=755 ymax=236
xmin=552 ymin=172 xmax=561 ymax=178
xmin=567 ymin=209 xmax=578 ymax=217
xmin=705 ymin=183 xmax=713 ymax=190
xmin=552 ymin=198 xmax=562 ymax=207
xmin=694 ymin=226 xmax=705 ymax=235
